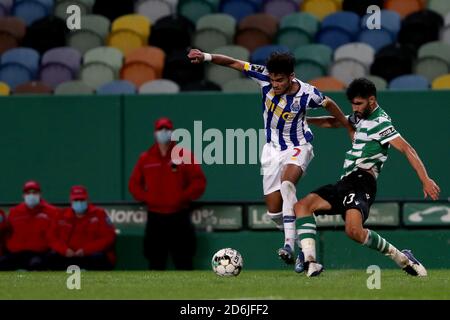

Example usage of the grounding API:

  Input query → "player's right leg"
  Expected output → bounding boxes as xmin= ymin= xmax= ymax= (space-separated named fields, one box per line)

xmin=294 ymin=193 xmax=332 ymax=277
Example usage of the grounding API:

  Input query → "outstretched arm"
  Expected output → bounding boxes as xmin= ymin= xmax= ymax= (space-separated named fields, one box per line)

xmin=389 ymin=136 xmax=440 ymax=200
xmin=188 ymin=48 xmax=247 ymax=72
xmin=306 ymin=116 xmax=343 ymax=128
xmin=322 ymin=97 xmax=355 ymax=139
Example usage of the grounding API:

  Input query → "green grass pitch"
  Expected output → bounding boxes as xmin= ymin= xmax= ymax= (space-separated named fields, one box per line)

xmin=0 ymin=270 xmax=449 ymax=299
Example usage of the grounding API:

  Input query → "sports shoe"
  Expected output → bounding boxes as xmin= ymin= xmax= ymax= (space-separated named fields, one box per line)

xmin=401 ymin=249 xmax=427 ymax=277
xmin=304 ymin=261 xmax=324 ymax=277
xmin=294 ymin=251 xmax=305 ymax=273
xmin=277 ymin=245 xmax=294 ymax=265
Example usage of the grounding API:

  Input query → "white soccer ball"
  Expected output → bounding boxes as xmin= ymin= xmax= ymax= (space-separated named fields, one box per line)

xmin=211 ymin=248 xmax=243 ymax=277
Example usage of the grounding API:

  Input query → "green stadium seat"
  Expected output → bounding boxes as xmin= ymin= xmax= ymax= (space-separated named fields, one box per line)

xmin=294 ymin=61 xmax=325 ymax=82
xmin=66 ymin=14 xmax=111 ymax=54
xmin=83 ymin=46 xmax=124 ymax=76
xmin=54 ymin=80 xmax=94 ymax=95
xmin=294 ymin=44 xmax=333 ymax=71
xmin=428 ymin=0 xmax=450 ymax=18
xmin=206 ymin=45 xmax=249 ymax=87
xmin=222 ymin=78 xmax=260 ymax=93
xmin=80 ymin=62 xmax=116 ymax=88
xmin=196 ymin=13 xmax=236 ymax=42
xmin=418 ymin=41 xmax=450 ymax=65
xmin=193 ymin=29 xmax=229 ymax=53
xmin=177 ymin=0 xmax=218 ymax=24
xmin=366 ymin=75 xmax=388 ymax=90
xmin=276 ymin=13 xmax=319 ymax=51
xmin=414 ymin=57 xmax=450 ymax=82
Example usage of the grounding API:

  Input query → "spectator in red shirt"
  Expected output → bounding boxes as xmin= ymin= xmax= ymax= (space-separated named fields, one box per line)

xmin=47 ymin=185 xmax=116 ymax=270
xmin=0 ymin=181 xmax=59 ymax=270
xmin=129 ymin=117 xmax=207 ymax=270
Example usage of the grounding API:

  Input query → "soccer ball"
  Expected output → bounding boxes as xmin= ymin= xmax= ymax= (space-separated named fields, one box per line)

xmin=211 ymin=248 xmax=243 ymax=277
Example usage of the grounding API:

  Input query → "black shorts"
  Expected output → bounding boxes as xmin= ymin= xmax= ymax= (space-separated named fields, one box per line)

xmin=312 ymin=169 xmax=377 ymax=222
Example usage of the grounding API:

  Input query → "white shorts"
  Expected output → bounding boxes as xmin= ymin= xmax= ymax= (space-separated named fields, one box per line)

xmin=261 ymin=142 xmax=315 ymax=195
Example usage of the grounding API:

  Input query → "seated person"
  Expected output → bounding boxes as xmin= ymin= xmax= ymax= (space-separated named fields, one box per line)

xmin=48 ymin=185 xmax=116 ymax=270
xmin=0 ymin=181 xmax=59 ymax=270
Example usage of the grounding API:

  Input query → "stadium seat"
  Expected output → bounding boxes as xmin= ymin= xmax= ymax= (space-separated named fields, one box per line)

xmin=445 ymin=11 xmax=450 ymax=26
xmin=398 ymin=10 xmax=444 ymax=51
xmin=196 ymin=13 xmax=236 ymax=42
xmin=418 ymin=41 xmax=450 ymax=64
xmin=428 ymin=0 xmax=450 ymax=18
xmin=309 ymin=76 xmax=346 ymax=91
xmin=163 ymin=49 xmax=204 ymax=86
xmin=0 ymin=63 xmax=32 ymax=89
xmin=0 ymin=17 xmax=26 ymax=53
xmin=0 ymin=81 xmax=10 ymax=95
xmin=219 ymin=0 xmax=260 ymax=22
xmin=301 ymin=0 xmax=340 ymax=21
xmin=148 ymin=15 xmax=195 ymax=55
xmin=54 ymin=80 xmax=94 ymax=95
xmin=361 ymin=10 xmax=401 ymax=40
xmin=250 ymin=45 xmax=290 ymax=66
xmin=112 ymin=14 xmax=151 ymax=41
xmin=193 ymin=29 xmax=229 ymax=53
xmin=80 ymin=62 xmax=116 ymax=88
xmin=83 ymin=47 xmax=124 ymax=76
xmin=22 ymin=16 xmax=67 ymax=54
xmin=39 ymin=63 xmax=74 ymax=88
xmin=177 ymin=0 xmax=217 ymax=24
xmin=330 ymin=58 xmax=368 ymax=85
xmin=12 ymin=0 xmax=51 ymax=26
xmin=262 ymin=0 xmax=297 ymax=20
xmin=120 ymin=62 xmax=157 ymax=87
xmin=92 ymin=0 xmax=134 ymax=22
xmin=1 ymin=47 xmax=40 ymax=77
xmin=136 ymin=0 xmax=173 ymax=24
xmin=414 ymin=57 xmax=449 ymax=83
xmin=334 ymin=43 xmax=374 ymax=68
xmin=239 ymin=13 xmax=278 ymax=40
xmin=40 ymin=47 xmax=81 ymax=88
xmin=66 ymin=14 xmax=110 ymax=55
xmin=370 ymin=44 xmax=415 ymax=81
xmin=389 ymin=74 xmax=430 ymax=90
xmin=441 ymin=26 xmax=450 ymax=45
xmin=431 ymin=74 xmax=450 ymax=89
xmin=366 ymin=74 xmax=388 ymax=90
xmin=343 ymin=0 xmax=384 ymax=16
xmin=206 ymin=45 xmax=249 ymax=87
xmin=316 ymin=11 xmax=360 ymax=50
xmin=235 ymin=28 xmax=272 ymax=53
xmin=384 ymin=0 xmax=423 ymax=18
xmin=139 ymin=79 xmax=180 ymax=94
xmin=0 ymin=32 xmax=19 ymax=54
xmin=13 ymin=80 xmax=53 ymax=95
xmin=358 ymin=29 xmax=394 ymax=52
xmin=294 ymin=44 xmax=333 ymax=71
xmin=125 ymin=46 xmax=165 ymax=78
xmin=96 ymin=80 xmax=136 ymax=95
xmin=108 ymin=29 xmax=145 ymax=56
xmin=54 ymin=0 xmax=92 ymax=20
xmin=222 ymin=78 xmax=260 ymax=92
xmin=276 ymin=13 xmax=319 ymax=51
xmin=181 ymin=79 xmax=221 ymax=92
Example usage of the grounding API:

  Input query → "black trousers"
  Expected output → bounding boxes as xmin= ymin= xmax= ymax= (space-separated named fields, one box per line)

xmin=0 ymin=251 xmax=49 ymax=271
xmin=144 ymin=210 xmax=196 ymax=270
xmin=46 ymin=251 xmax=114 ymax=270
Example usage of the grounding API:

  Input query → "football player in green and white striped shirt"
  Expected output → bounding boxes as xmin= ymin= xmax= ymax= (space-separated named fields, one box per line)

xmin=294 ymin=78 xmax=440 ymax=277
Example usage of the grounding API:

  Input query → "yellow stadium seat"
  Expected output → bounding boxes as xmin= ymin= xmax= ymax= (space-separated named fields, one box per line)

xmin=0 ymin=82 xmax=10 ymax=95
xmin=301 ymin=0 xmax=339 ymax=21
xmin=112 ymin=14 xmax=151 ymax=41
xmin=432 ymin=74 xmax=450 ymax=89
xmin=108 ymin=30 xmax=145 ymax=55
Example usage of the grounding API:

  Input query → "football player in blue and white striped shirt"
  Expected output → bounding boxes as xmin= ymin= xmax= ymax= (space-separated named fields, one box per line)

xmin=188 ymin=49 xmax=354 ymax=271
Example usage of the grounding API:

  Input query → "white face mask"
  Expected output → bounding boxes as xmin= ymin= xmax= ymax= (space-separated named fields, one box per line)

xmin=155 ymin=129 xmax=172 ymax=144
xmin=24 ymin=194 xmax=40 ymax=208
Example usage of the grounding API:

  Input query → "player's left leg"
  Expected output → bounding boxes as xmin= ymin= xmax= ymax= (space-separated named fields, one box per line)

xmin=345 ymin=210 xmax=427 ymax=276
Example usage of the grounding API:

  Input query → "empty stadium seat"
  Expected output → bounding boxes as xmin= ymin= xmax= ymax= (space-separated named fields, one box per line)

xmin=108 ymin=29 xmax=145 ymax=56
xmin=148 ymin=15 xmax=194 ymax=55
xmin=54 ymin=80 xmax=94 ymax=95
xmin=40 ymin=63 xmax=74 ymax=88
xmin=222 ymin=78 xmax=260 ymax=92
xmin=262 ymin=0 xmax=297 ymax=20
xmin=330 ymin=58 xmax=367 ymax=85
xmin=96 ymin=80 xmax=136 ymax=95
xmin=125 ymin=46 xmax=165 ymax=78
xmin=389 ymin=74 xmax=430 ymax=90
xmin=120 ymin=61 xmax=157 ymax=87
xmin=428 ymin=0 xmax=450 ymax=18
xmin=417 ymin=41 xmax=450 ymax=65
xmin=343 ymin=0 xmax=384 ymax=16
xmin=294 ymin=44 xmax=333 ymax=71
xmin=219 ymin=0 xmax=260 ymax=22
xmin=196 ymin=13 xmax=236 ymax=42
xmin=366 ymin=74 xmax=387 ymax=90
xmin=431 ymin=74 xmax=450 ymax=89
xmin=398 ymin=10 xmax=444 ymax=50
xmin=0 ymin=16 xmax=26 ymax=54
xmin=40 ymin=47 xmax=81 ymax=88
xmin=193 ymin=29 xmax=229 ymax=53
xmin=13 ymin=80 xmax=53 ymax=95
xmin=309 ymin=76 xmax=345 ymax=91
xmin=112 ymin=14 xmax=151 ymax=41
xmin=1 ymin=47 xmax=40 ymax=77
xmin=361 ymin=10 xmax=401 ymax=39
xmin=12 ymin=0 xmax=52 ymax=26
xmin=276 ymin=12 xmax=319 ymax=51
xmin=334 ymin=43 xmax=374 ymax=67
xmin=136 ymin=0 xmax=172 ymax=24
xmin=84 ymin=47 xmax=124 ymax=76
xmin=358 ymin=29 xmax=394 ymax=52
xmin=80 ymin=62 xmax=116 ymax=88
xmin=316 ymin=11 xmax=360 ymax=50
xmin=370 ymin=44 xmax=415 ymax=81
xmin=66 ymin=14 xmax=110 ymax=54
xmin=302 ymin=0 xmax=340 ymax=21
xmin=178 ymin=0 xmax=217 ymax=24
xmin=239 ymin=13 xmax=278 ymax=40
xmin=0 ymin=63 xmax=32 ymax=89
xmin=385 ymin=0 xmax=423 ymax=18
xmin=250 ymin=45 xmax=290 ymax=65
xmin=441 ymin=26 xmax=450 ymax=45
xmin=22 ymin=16 xmax=67 ymax=54
xmin=0 ymin=81 xmax=10 ymax=95
xmin=445 ymin=11 xmax=450 ymax=26
xmin=235 ymin=28 xmax=272 ymax=53
xmin=206 ymin=45 xmax=249 ymax=87
xmin=54 ymin=0 xmax=92 ymax=20
xmin=139 ymin=79 xmax=180 ymax=94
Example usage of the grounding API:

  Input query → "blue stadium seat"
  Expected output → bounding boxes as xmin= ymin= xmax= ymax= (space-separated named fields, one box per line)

xmin=358 ymin=29 xmax=394 ymax=52
xmin=250 ymin=45 xmax=290 ymax=65
xmin=12 ymin=0 xmax=51 ymax=26
xmin=96 ymin=80 xmax=136 ymax=95
xmin=361 ymin=10 xmax=401 ymax=39
xmin=0 ymin=63 xmax=33 ymax=89
xmin=389 ymin=74 xmax=430 ymax=90
xmin=315 ymin=12 xmax=360 ymax=50
xmin=1 ymin=47 xmax=40 ymax=77
xmin=219 ymin=0 xmax=261 ymax=22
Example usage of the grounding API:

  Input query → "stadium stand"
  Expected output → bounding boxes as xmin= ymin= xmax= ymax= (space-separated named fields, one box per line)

xmin=139 ymin=79 xmax=180 ymax=94
xmin=206 ymin=45 xmax=249 ymax=87
xmin=66 ymin=14 xmax=110 ymax=54
xmin=219 ymin=0 xmax=261 ymax=22
xmin=96 ymin=80 xmax=136 ymax=95
xmin=221 ymin=77 xmax=260 ymax=92
xmin=13 ymin=80 xmax=53 ymax=94
xmin=12 ymin=0 xmax=53 ymax=26
xmin=40 ymin=47 xmax=81 ymax=88
xmin=276 ymin=12 xmax=319 ymax=51
xmin=250 ymin=44 xmax=289 ymax=65
xmin=262 ymin=0 xmax=298 ymax=20
xmin=148 ymin=15 xmax=194 ymax=55
xmin=302 ymin=0 xmax=340 ymax=21
xmin=316 ymin=11 xmax=360 ymax=50
xmin=389 ymin=74 xmax=430 ymax=89
xmin=370 ymin=44 xmax=415 ymax=81
xmin=178 ymin=0 xmax=218 ymax=24
xmin=294 ymin=44 xmax=332 ymax=81
xmin=54 ymin=79 xmax=94 ymax=94
xmin=135 ymin=0 xmax=173 ymax=24
xmin=22 ymin=16 xmax=67 ymax=54
xmin=309 ymin=76 xmax=346 ymax=90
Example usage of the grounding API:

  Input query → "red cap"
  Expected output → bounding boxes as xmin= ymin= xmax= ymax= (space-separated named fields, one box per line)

xmin=70 ymin=185 xmax=88 ymax=201
xmin=23 ymin=180 xmax=41 ymax=193
xmin=155 ymin=117 xmax=173 ymax=130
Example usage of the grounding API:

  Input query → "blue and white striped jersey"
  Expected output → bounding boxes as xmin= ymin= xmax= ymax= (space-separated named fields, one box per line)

xmin=243 ymin=62 xmax=326 ymax=150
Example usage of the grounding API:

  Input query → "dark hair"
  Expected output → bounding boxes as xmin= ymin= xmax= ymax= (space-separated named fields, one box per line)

xmin=346 ymin=78 xmax=377 ymax=100
xmin=266 ymin=52 xmax=295 ymax=75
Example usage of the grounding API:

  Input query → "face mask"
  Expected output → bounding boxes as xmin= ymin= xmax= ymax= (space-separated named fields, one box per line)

xmin=24 ymin=194 xmax=40 ymax=208
xmin=155 ymin=129 xmax=172 ymax=144
xmin=72 ymin=201 xmax=88 ymax=214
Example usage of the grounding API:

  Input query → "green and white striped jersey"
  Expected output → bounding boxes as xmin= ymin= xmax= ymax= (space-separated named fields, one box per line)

xmin=342 ymin=106 xmax=400 ymax=179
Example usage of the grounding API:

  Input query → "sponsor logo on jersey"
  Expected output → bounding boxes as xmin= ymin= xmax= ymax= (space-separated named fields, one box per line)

xmin=290 ymin=100 xmax=300 ymax=112
xmin=251 ymin=65 xmax=265 ymax=73
xmin=379 ymin=127 xmax=394 ymax=137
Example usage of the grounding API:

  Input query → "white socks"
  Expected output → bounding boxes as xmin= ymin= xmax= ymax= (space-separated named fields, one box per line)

xmin=280 ymin=181 xmax=297 ymax=250
xmin=267 ymin=211 xmax=283 ymax=230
